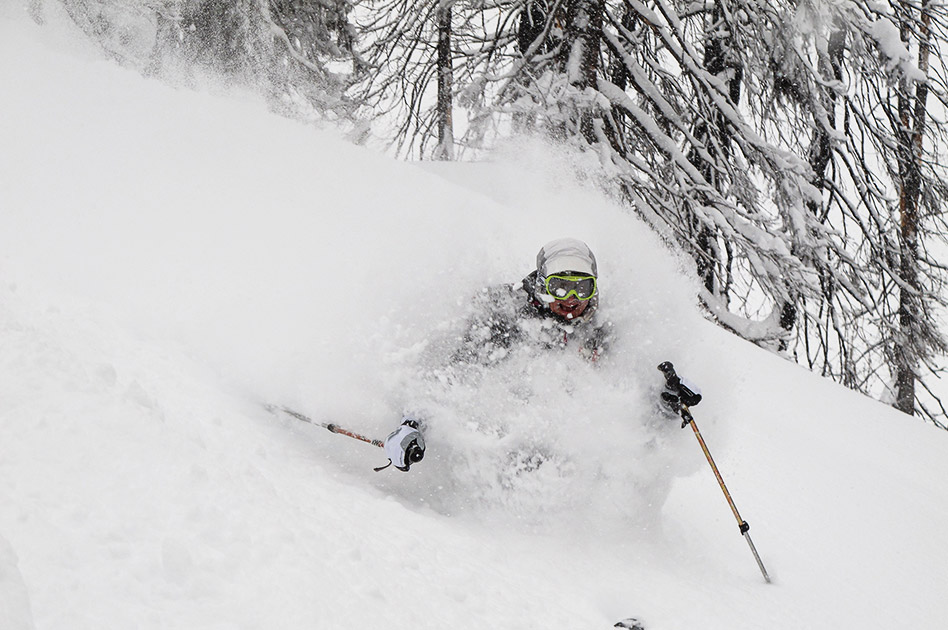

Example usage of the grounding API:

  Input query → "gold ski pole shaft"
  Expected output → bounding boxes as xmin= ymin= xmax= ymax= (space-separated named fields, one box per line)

xmin=681 ymin=403 xmax=772 ymax=584
xmin=268 ymin=405 xmax=384 ymax=448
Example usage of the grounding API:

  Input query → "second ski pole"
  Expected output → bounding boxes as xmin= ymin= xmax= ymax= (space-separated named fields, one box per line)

xmin=658 ymin=362 xmax=772 ymax=584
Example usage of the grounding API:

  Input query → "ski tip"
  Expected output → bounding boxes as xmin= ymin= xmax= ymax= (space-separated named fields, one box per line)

xmin=615 ymin=618 xmax=645 ymax=630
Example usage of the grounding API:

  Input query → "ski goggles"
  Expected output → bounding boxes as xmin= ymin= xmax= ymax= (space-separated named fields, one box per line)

xmin=543 ymin=274 xmax=597 ymax=301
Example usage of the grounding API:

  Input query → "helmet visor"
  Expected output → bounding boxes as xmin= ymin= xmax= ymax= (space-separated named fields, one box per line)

xmin=544 ymin=275 xmax=597 ymax=301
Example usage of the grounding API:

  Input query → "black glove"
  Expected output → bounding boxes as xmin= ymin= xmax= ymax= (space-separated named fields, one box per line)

xmin=381 ymin=417 xmax=426 ymax=472
xmin=658 ymin=361 xmax=702 ymax=412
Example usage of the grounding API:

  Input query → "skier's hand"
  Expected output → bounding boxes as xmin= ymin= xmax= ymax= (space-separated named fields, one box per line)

xmin=658 ymin=362 xmax=702 ymax=411
xmin=677 ymin=376 xmax=702 ymax=407
xmin=383 ymin=418 xmax=426 ymax=472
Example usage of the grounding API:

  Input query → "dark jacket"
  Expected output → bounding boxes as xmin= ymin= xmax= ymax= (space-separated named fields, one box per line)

xmin=453 ymin=270 xmax=613 ymax=365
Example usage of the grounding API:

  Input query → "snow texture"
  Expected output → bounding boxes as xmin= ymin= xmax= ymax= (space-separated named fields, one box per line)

xmin=1 ymin=7 xmax=947 ymax=630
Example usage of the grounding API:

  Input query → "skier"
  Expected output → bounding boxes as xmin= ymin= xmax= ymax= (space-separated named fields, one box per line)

xmin=381 ymin=237 xmax=699 ymax=472
xmin=454 ymin=236 xmax=612 ymax=365
xmin=383 ymin=237 xmax=606 ymax=470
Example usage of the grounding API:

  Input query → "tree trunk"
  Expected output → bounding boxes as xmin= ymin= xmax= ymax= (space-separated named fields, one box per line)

xmin=435 ymin=5 xmax=454 ymax=160
xmin=688 ymin=2 xmax=741 ymax=295
xmin=563 ymin=0 xmax=604 ymax=144
xmin=893 ymin=0 xmax=931 ymax=415
xmin=779 ymin=26 xmax=846 ymax=350
xmin=518 ymin=0 xmax=548 ymax=54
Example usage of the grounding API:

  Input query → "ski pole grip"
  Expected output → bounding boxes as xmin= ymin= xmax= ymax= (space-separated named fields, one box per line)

xmin=658 ymin=361 xmax=679 ymax=387
xmin=406 ymin=440 xmax=425 ymax=464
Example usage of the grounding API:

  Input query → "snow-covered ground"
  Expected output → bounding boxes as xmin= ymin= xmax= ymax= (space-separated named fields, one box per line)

xmin=2 ymin=7 xmax=947 ymax=630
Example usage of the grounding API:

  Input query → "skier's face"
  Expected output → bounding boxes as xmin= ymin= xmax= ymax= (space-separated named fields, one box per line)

xmin=549 ymin=295 xmax=589 ymax=320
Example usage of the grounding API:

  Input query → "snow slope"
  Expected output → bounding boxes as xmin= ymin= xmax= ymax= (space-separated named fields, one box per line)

xmin=2 ymin=8 xmax=948 ymax=630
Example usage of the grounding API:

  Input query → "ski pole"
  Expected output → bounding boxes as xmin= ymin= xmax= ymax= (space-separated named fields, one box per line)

xmin=658 ymin=363 xmax=772 ymax=584
xmin=266 ymin=404 xmax=384 ymax=448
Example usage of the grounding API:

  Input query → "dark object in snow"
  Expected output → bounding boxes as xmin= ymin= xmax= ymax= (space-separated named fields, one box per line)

xmin=614 ymin=618 xmax=645 ymax=630
xmin=658 ymin=360 xmax=702 ymax=420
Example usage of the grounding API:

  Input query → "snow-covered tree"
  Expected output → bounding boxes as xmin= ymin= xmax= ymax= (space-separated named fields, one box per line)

xmin=753 ymin=1 xmax=948 ymax=423
xmin=352 ymin=0 xmax=475 ymax=158
xmin=53 ymin=0 xmax=359 ymax=121
xmin=445 ymin=0 xmax=948 ymax=423
xmin=47 ymin=0 xmax=948 ymax=424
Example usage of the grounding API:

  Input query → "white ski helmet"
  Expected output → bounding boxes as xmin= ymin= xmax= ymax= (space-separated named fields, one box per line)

xmin=536 ymin=237 xmax=598 ymax=278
